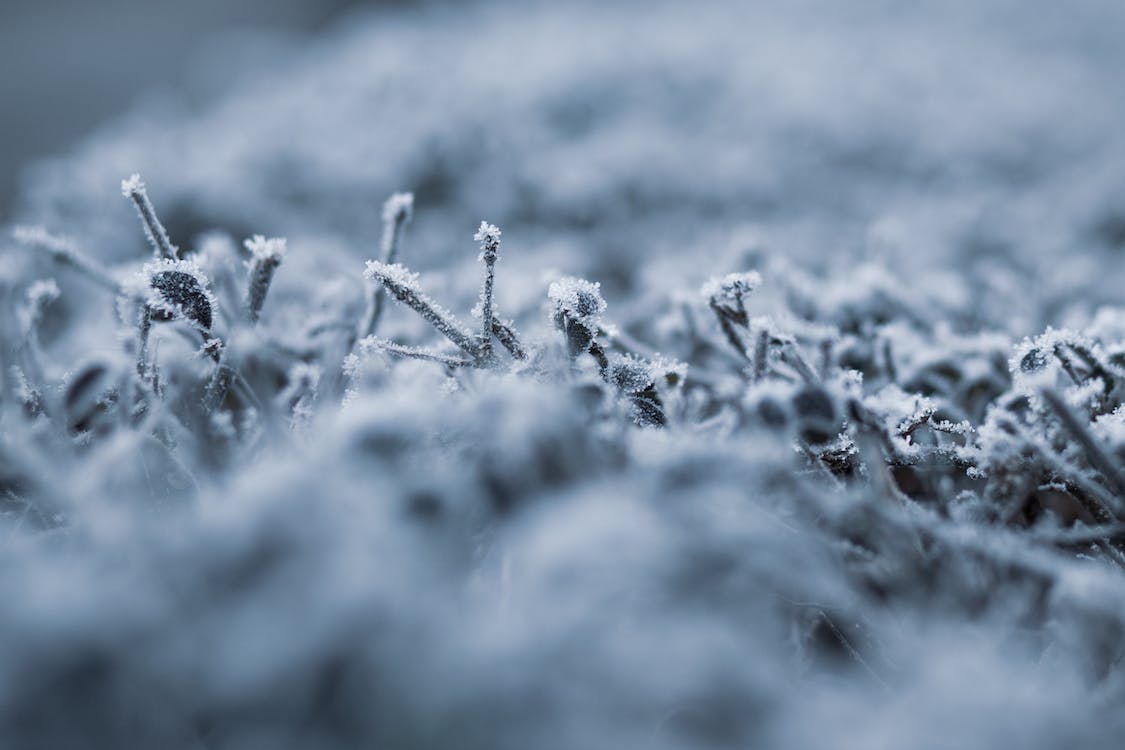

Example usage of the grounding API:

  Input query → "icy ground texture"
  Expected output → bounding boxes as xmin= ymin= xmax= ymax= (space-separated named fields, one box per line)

xmin=5 ymin=0 xmax=1125 ymax=747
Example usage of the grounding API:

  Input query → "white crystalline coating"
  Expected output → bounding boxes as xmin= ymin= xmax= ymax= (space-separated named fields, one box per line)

xmin=701 ymin=271 xmax=762 ymax=303
xmin=120 ymin=173 xmax=145 ymax=197
xmin=132 ymin=258 xmax=219 ymax=321
xmin=473 ymin=221 xmax=502 ymax=246
xmin=288 ymin=362 xmax=322 ymax=391
xmin=382 ymin=192 xmax=414 ymax=223
xmin=27 ymin=279 xmax=60 ymax=306
xmin=342 ymin=353 xmax=362 ymax=379
xmin=364 ymin=261 xmax=421 ymax=290
xmin=548 ymin=276 xmax=606 ymax=330
xmin=244 ymin=234 xmax=287 ymax=262
xmin=608 ymin=356 xmax=655 ymax=394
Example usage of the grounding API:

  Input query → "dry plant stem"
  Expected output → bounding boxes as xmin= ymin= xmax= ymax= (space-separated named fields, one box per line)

xmin=817 ymin=611 xmax=889 ymax=691
xmin=781 ymin=343 xmax=819 ymax=384
xmin=363 ymin=198 xmax=413 ymax=338
xmin=246 ymin=255 xmax=282 ymax=324
xmin=136 ymin=306 xmax=154 ymax=381
xmin=366 ymin=269 xmax=479 ymax=356
xmin=588 ymin=340 xmax=610 ymax=376
xmin=123 ymin=180 xmax=179 ymax=260
xmin=374 ymin=341 xmax=473 ymax=368
xmin=203 ymin=358 xmax=234 ymax=414
xmin=492 ymin=320 xmax=526 ymax=360
xmin=716 ymin=314 xmax=749 ymax=361
xmin=478 ymin=245 xmax=498 ymax=361
xmin=752 ymin=328 xmax=770 ymax=381
xmin=19 ymin=234 xmax=121 ymax=293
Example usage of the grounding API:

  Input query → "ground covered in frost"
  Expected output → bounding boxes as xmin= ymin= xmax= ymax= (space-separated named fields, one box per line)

xmin=4 ymin=1 xmax=1125 ymax=747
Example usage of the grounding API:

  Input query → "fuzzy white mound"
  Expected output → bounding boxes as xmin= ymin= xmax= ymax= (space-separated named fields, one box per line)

xmin=3 ymin=1 xmax=1125 ymax=747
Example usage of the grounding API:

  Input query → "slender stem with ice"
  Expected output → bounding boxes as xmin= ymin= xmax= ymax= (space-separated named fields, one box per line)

xmin=363 ymin=193 xmax=413 ymax=338
xmin=121 ymin=174 xmax=179 ymax=261
xmin=474 ymin=221 xmax=502 ymax=362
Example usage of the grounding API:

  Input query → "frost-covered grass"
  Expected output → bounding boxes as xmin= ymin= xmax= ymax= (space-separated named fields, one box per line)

xmin=4 ymin=1 xmax=1125 ymax=748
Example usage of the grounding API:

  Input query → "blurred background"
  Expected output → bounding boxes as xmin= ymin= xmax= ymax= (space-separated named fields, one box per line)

xmin=0 ymin=0 xmax=372 ymax=219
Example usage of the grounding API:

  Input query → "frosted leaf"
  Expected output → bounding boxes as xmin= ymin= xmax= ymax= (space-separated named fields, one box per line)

xmin=133 ymin=259 xmax=218 ymax=331
xmin=548 ymin=276 xmax=606 ymax=331
xmin=607 ymin=355 xmax=655 ymax=394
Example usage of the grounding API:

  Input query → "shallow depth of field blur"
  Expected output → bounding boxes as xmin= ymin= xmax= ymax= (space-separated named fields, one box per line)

xmin=4 ymin=1 xmax=1125 ymax=748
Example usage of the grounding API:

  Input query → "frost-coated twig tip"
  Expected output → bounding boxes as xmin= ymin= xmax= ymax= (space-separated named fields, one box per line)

xmin=382 ymin=192 xmax=414 ymax=225
xmin=364 ymin=261 xmax=420 ymax=289
xmin=121 ymin=173 xmax=179 ymax=261
xmin=120 ymin=173 xmax=145 ymax=198
xmin=244 ymin=235 xmax=287 ymax=263
xmin=473 ymin=221 xmax=501 ymax=247
xmin=243 ymin=235 xmax=286 ymax=323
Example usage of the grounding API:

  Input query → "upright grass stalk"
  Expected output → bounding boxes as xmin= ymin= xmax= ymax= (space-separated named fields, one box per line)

xmin=362 ymin=193 xmax=413 ymax=338
xmin=121 ymin=174 xmax=179 ymax=260
xmin=136 ymin=305 xmax=154 ymax=381
xmin=474 ymin=222 xmax=502 ymax=362
xmin=243 ymin=235 xmax=286 ymax=324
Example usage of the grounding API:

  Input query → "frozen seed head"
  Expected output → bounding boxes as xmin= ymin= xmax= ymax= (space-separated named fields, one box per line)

xmin=383 ymin=192 xmax=414 ymax=224
xmin=473 ymin=221 xmax=502 ymax=247
xmin=364 ymin=261 xmax=421 ymax=291
xmin=244 ymin=235 xmax=287 ymax=264
xmin=120 ymin=173 xmax=145 ymax=198
xmin=548 ymin=276 xmax=607 ymax=331
xmin=136 ymin=259 xmax=217 ymax=331
xmin=703 ymin=271 xmax=762 ymax=307
xmin=607 ymin=356 xmax=655 ymax=394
